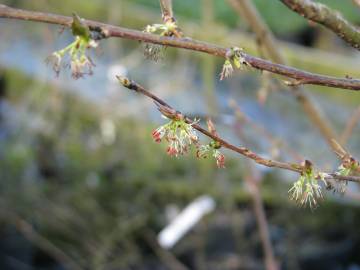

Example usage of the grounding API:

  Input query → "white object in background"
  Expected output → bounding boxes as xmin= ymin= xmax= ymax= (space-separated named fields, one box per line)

xmin=100 ymin=118 xmax=116 ymax=145
xmin=157 ymin=195 xmax=216 ymax=249
xmin=107 ymin=64 xmax=128 ymax=83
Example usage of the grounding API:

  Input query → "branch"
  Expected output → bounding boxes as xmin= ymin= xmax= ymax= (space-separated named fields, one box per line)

xmin=340 ymin=106 xmax=360 ymax=146
xmin=116 ymin=75 xmax=360 ymax=184
xmin=1 ymin=5 xmax=360 ymax=91
xmin=159 ymin=0 xmax=174 ymax=22
xmin=280 ymin=0 xmax=360 ymax=50
xmin=354 ymin=0 xmax=360 ymax=9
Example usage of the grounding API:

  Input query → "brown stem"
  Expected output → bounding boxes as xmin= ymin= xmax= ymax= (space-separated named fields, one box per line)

xmin=340 ymin=106 xmax=360 ymax=146
xmin=247 ymin=177 xmax=279 ymax=270
xmin=280 ymin=0 xmax=360 ymax=50
xmin=235 ymin=124 xmax=279 ymax=270
xmin=159 ymin=0 xmax=174 ymax=22
xmin=1 ymin=5 xmax=360 ymax=91
xmin=116 ymin=75 xmax=360 ymax=183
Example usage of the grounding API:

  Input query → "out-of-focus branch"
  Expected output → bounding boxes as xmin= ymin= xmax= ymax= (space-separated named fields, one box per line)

xmin=227 ymin=0 xmax=285 ymax=64
xmin=340 ymin=106 xmax=360 ymax=146
xmin=354 ymin=0 xmax=360 ymax=8
xmin=117 ymin=75 xmax=360 ymax=183
xmin=246 ymin=174 xmax=279 ymax=270
xmin=330 ymin=139 xmax=360 ymax=174
xmin=280 ymin=0 xmax=360 ymax=50
xmin=1 ymin=5 xmax=360 ymax=91
xmin=159 ymin=0 xmax=174 ymax=22
xmin=233 ymin=122 xmax=279 ymax=270
xmin=227 ymin=0 xmax=338 ymax=148
xmin=0 ymin=210 xmax=82 ymax=270
xmin=159 ymin=0 xmax=183 ymax=38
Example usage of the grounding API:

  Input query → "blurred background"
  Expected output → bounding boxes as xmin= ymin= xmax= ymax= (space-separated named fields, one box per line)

xmin=0 ymin=0 xmax=360 ymax=269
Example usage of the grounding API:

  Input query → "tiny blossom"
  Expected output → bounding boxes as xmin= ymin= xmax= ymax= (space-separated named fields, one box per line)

xmin=289 ymin=171 xmax=323 ymax=210
xmin=220 ymin=60 xmax=234 ymax=81
xmin=142 ymin=21 xmax=180 ymax=61
xmin=151 ymin=118 xmax=198 ymax=157
xmin=196 ymin=143 xmax=225 ymax=168
xmin=336 ymin=164 xmax=351 ymax=176
xmin=213 ymin=149 xmax=225 ymax=168
xmin=45 ymin=51 xmax=62 ymax=76
xmin=220 ymin=47 xmax=249 ymax=81
xmin=333 ymin=164 xmax=351 ymax=194
xmin=46 ymin=36 xmax=98 ymax=79
xmin=143 ymin=43 xmax=165 ymax=62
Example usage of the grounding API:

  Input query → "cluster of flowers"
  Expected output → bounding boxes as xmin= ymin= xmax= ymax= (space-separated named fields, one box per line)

xmin=332 ymin=158 xmax=359 ymax=194
xmin=288 ymin=162 xmax=323 ymax=210
xmin=196 ymin=143 xmax=226 ymax=169
xmin=142 ymin=20 xmax=181 ymax=62
xmin=46 ymin=14 xmax=98 ymax=79
xmin=220 ymin=47 xmax=249 ymax=81
xmin=151 ymin=117 xmax=225 ymax=168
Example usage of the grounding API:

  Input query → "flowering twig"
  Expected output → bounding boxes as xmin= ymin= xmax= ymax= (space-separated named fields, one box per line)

xmin=1 ymin=5 xmax=360 ymax=90
xmin=116 ymin=75 xmax=360 ymax=184
xmin=280 ymin=0 xmax=360 ymax=50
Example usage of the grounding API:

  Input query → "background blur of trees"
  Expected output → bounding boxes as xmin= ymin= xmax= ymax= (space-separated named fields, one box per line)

xmin=1 ymin=0 xmax=360 ymax=269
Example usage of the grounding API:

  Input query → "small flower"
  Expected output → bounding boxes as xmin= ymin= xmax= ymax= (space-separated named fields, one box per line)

xmin=288 ymin=163 xmax=323 ymax=209
xmin=196 ymin=144 xmax=212 ymax=159
xmin=336 ymin=164 xmax=351 ymax=176
xmin=143 ymin=43 xmax=165 ymax=62
xmin=46 ymin=27 xmax=98 ymax=79
xmin=220 ymin=59 xmax=234 ymax=81
xmin=151 ymin=117 xmax=198 ymax=157
xmin=152 ymin=125 xmax=167 ymax=143
xmin=70 ymin=54 xmax=95 ymax=79
xmin=196 ymin=142 xmax=225 ymax=168
xmin=142 ymin=21 xmax=181 ymax=62
xmin=220 ymin=47 xmax=249 ymax=81
xmin=144 ymin=21 xmax=180 ymax=37
xmin=213 ymin=150 xmax=225 ymax=168
xmin=300 ymin=182 xmax=323 ymax=209
xmin=45 ymin=51 xmax=63 ymax=76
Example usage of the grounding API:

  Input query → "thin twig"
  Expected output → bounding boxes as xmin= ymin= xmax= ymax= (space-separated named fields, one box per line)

xmin=0 ymin=210 xmax=82 ymax=270
xmin=1 ymin=5 xmax=360 ymax=91
xmin=280 ymin=0 xmax=360 ymax=50
xmin=116 ymin=75 xmax=360 ymax=183
xmin=340 ymin=106 xmax=360 ymax=146
xmin=159 ymin=0 xmax=174 ymax=22
xmin=354 ymin=0 xmax=360 ymax=8
xmin=234 ymin=123 xmax=279 ymax=270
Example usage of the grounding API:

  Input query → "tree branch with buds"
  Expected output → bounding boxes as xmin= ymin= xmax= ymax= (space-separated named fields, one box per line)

xmin=116 ymin=76 xmax=359 ymax=179
xmin=1 ymin=5 xmax=360 ymax=91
